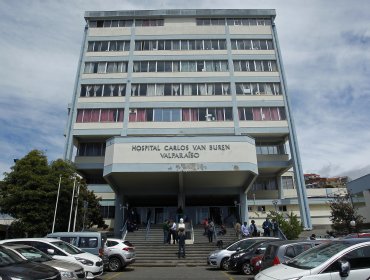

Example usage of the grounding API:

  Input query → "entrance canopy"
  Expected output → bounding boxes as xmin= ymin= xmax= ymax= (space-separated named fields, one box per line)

xmin=103 ymin=136 xmax=258 ymax=195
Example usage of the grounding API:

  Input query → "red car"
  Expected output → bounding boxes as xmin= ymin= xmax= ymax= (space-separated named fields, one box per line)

xmin=344 ymin=232 xmax=370 ymax=238
xmin=250 ymin=254 xmax=264 ymax=274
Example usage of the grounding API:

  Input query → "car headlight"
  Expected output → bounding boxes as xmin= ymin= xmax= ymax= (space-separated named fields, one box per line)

xmin=233 ymin=253 xmax=244 ymax=259
xmin=75 ymin=257 xmax=94 ymax=266
xmin=209 ymin=253 xmax=217 ymax=258
xmin=59 ymin=271 xmax=75 ymax=279
xmin=256 ymin=260 xmax=262 ymax=266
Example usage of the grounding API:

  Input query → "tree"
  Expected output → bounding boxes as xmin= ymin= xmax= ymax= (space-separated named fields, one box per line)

xmin=329 ymin=194 xmax=363 ymax=235
xmin=268 ymin=211 xmax=303 ymax=240
xmin=0 ymin=150 xmax=106 ymax=237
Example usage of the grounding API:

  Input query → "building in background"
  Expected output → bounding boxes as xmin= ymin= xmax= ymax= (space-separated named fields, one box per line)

xmin=63 ymin=9 xmax=312 ymax=237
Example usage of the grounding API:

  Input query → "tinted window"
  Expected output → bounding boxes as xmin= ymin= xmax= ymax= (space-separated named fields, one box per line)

xmin=79 ymin=237 xmax=98 ymax=248
xmin=343 ymin=245 xmax=370 ymax=270
xmin=50 ymin=241 xmax=83 ymax=255
xmin=107 ymin=240 xmax=119 ymax=247
xmin=0 ymin=246 xmax=26 ymax=266
xmin=15 ymin=246 xmax=52 ymax=262
xmin=30 ymin=241 xmax=67 ymax=257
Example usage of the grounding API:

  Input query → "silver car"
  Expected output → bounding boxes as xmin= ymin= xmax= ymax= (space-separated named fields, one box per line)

xmin=3 ymin=244 xmax=86 ymax=280
xmin=104 ymin=238 xmax=135 ymax=272
xmin=207 ymin=237 xmax=279 ymax=270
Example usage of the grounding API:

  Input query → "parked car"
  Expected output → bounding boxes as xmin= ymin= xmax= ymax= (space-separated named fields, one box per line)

xmin=250 ymin=253 xmax=264 ymax=274
xmin=344 ymin=232 xmax=370 ymax=239
xmin=3 ymin=243 xmax=85 ymax=280
xmin=0 ymin=238 xmax=103 ymax=279
xmin=207 ymin=237 xmax=279 ymax=270
xmin=104 ymin=238 xmax=136 ymax=272
xmin=228 ymin=240 xmax=276 ymax=275
xmin=46 ymin=232 xmax=107 ymax=259
xmin=0 ymin=245 xmax=61 ymax=280
xmin=259 ymin=239 xmax=328 ymax=271
xmin=255 ymin=239 xmax=370 ymax=280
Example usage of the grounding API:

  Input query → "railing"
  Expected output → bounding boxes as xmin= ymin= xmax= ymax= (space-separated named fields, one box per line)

xmin=277 ymin=227 xmax=287 ymax=240
xmin=121 ymin=219 xmax=128 ymax=240
xmin=145 ymin=219 xmax=151 ymax=240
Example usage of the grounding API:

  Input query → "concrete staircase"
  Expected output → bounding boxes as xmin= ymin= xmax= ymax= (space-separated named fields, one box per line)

xmin=126 ymin=224 xmax=237 ymax=267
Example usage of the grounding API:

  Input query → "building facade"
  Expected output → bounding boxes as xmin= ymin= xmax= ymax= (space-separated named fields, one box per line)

xmin=64 ymin=9 xmax=312 ymax=237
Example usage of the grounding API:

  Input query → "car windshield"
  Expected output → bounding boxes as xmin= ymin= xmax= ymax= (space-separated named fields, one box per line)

xmin=0 ymin=246 xmax=27 ymax=267
xmin=228 ymin=240 xmax=256 ymax=251
xmin=286 ymin=242 xmax=348 ymax=270
xmin=51 ymin=241 xmax=83 ymax=255
xmin=15 ymin=247 xmax=52 ymax=262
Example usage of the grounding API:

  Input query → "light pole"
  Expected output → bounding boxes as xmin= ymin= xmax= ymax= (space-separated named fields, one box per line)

xmin=68 ymin=176 xmax=77 ymax=232
xmin=52 ymin=175 xmax=62 ymax=233
xmin=73 ymin=183 xmax=80 ymax=232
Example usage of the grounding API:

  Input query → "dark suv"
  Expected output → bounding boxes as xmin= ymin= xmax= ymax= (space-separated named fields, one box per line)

xmin=260 ymin=240 xmax=327 ymax=271
xmin=0 ymin=245 xmax=61 ymax=280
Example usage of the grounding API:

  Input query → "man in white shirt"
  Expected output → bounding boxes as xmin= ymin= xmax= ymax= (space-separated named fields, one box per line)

xmin=241 ymin=221 xmax=249 ymax=238
xmin=170 ymin=220 xmax=177 ymax=244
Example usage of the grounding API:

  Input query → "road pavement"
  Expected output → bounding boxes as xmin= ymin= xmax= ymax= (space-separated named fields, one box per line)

xmin=99 ymin=267 xmax=254 ymax=280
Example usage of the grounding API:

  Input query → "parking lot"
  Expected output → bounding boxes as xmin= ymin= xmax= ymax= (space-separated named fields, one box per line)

xmin=100 ymin=267 xmax=254 ymax=280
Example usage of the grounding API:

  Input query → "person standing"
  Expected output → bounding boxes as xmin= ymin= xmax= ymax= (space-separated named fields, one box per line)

xmin=272 ymin=219 xmax=279 ymax=237
xmin=241 ymin=222 xmax=249 ymax=238
xmin=163 ymin=219 xmax=170 ymax=244
xmin=170 ymin=219 xmax=177 ymax=244
xmin=207 ymin=220 xmax=215 ymax=242
xmin=234 ymin=222 xmax=241 ymax=240
xmin=177 ymin=229 xmax=186 ymax=258
xmin=249 ymin=220 xmax=258 ymax=237
xmin=262 ymin=218 xmax=272 ymax=237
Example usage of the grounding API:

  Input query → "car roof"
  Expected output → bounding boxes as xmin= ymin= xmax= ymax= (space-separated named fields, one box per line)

xmin=265 ymin=239 xmax=326 ymax=246
xmin=0 ymin=238 xmax=64 ymax=243
xmin=333 ymin=238 xmax=370 ymax=244
xmin=107 ymin=238 xmax=124 ymax=241
xmin=1 ymin=243 xmax=34 ymax=249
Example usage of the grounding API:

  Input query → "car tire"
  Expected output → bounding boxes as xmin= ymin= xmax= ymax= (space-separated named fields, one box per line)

xmin=220 ymin=258 xmax=229 ymax=270
xmin=241 ymin=262 xmax=253 ymax=275
xmin=108 ymin=257 xmax=122 ymax=272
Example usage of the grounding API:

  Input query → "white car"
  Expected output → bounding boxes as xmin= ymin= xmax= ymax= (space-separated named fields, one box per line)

xmin=255 ymin=239 xmax=370 ymax=280
xmin=3 ymin=243 xmax=86 ymax=280
xmin=207 ymin=237 xmax=278 ymax=270
xmin=104 ymin=238 xmax=136 ymax=272
xmin=0 ymin=238 xmax=103 ymax=279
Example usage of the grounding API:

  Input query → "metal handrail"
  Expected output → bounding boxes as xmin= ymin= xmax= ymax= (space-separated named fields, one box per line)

xmin=145 ymin=219 xmax=151 ymax=240
xmin=278 ymin=227 xmax=287 ymax=240
xmin=121 ymin=219 xmax=128 ymax=240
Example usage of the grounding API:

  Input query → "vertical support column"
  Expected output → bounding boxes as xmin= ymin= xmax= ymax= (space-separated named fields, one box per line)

xmin=114 ymin=192 xmax=124 ymax=238
xmin=63 ymin=24 xmax=89 ymax=160
xmin=240 ymin=193 xmax=249 ymax=223
xmin=271 ymin=21 xmax=312 ymax=229
xmin=178 ymin=173 xmax=185 ymax=208
xmin=277 ymin=175 xmax=283 ymax=199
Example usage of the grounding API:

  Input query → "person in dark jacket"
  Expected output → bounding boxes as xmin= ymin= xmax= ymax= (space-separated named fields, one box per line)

xmin=178 ymin=230 xmax=186 ymax=258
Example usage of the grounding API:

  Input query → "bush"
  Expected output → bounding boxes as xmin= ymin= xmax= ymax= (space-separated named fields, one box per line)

xmin=268 ymin=211 xmax=303 ymax=240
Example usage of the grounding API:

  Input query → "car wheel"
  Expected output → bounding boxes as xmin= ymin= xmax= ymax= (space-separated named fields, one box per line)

xmin=242 ymin=262 xmax=253 ymax=275
xmin=108 ymin=257 xmax=122 ymax=272
xmin=220 ymin=258 xmax=229 ymax=270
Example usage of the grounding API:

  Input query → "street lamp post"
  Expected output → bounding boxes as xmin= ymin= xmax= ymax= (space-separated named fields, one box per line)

xmin=68 ymin=177 xmax=77 ymax=232
xmin=272 ymin=200 xmax=278 ymax=212
xmin=52 ymin=175 xmax=62 ymax=233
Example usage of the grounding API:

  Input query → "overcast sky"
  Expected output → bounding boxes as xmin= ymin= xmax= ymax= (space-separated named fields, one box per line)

xmin=0 ymin=0 xmax=369 ymax=180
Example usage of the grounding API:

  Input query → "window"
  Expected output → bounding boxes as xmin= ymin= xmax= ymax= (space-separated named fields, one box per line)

xmin=258 ymin=206 xmax=266 ymax=212
xmin=79 ymin=237 xmax=98 ymax=248
xmin=238 ymin=107 xmax=286 ymax=121
xmin=282 ymin=176 xmax=294 ymax=189
xmin=89 ymin=20 xmax=133 ymax=28
xmin=133 ymin=60 xmax=228 ymax=72
xmin=76 ymin=109 xmax=124 ymax=123
xmin=83 ymin=62 xmax=127 ymax=74
xmin=233 ymin=60 xmax=277 ymax=72
xmin=278 ymin=205 xmax=287 ymax=212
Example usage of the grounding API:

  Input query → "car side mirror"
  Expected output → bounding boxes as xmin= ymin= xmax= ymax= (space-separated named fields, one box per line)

xmin=47 ymin=248 xmax=55 ymax=255
xmin=338 ymin=260 xmax=350 ymax=277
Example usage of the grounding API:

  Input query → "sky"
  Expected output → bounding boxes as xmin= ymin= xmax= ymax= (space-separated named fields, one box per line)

xmin=0 ymin=0 xmax=369 ymax=181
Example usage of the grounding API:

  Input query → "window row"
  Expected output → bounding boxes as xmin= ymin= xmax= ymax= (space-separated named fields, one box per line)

xmin=81 ymin=84 xmax=126 ymax=97
xmin=78 ymin=142 xmax=106 ymax=156
xmin=256 ymin=144 xmax=286 ymax=155
xmin=128 ymin=108 xmax=233 ymax=122
xmin=135 ymin=39 xmax=227 ymax=51
xmin=131 ymin=83 xmax=230 ymax=96
xmin=76 ymin=109 xmax=124 ymax=123
xmin=233 ymin=60 xmax=277 ymax=72
xmin=251 ymin=177 xmax=278 ymax=191
xmin=84 ymin=62 xmax=128 ymax=74
xmin=231 ymin=39 xmax=274 ymax=50
xmin=89 ymin=19 xmax=163 ymax=28
xmin=133 ymin=60 xmax=229 ymax=73
xmin=87 ymin=40 xmax=130 ymax=52
xmin=75 ymin=107 xmax=286 ymax=123
xmin=236 ymin=83 xmax=281 ymax=95
xmin=238 ymin=107 xmax=286 ymax=121
xmin=196 ymin=18 xmax=272 ymax=26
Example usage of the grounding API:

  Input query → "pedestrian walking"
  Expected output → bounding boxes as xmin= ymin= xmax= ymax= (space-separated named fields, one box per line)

xmin=249 ymin=220 xmax=258 ymax=237
xmin=170 ymin=219 xmax=177 ymax=244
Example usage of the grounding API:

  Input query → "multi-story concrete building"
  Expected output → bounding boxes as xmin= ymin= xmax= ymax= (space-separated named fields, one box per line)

xmin=64 ymin=9 xmax=312 ymax=237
